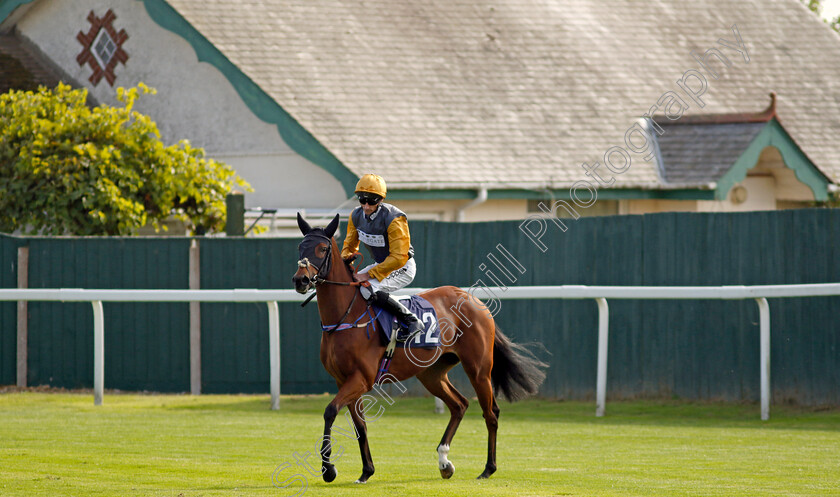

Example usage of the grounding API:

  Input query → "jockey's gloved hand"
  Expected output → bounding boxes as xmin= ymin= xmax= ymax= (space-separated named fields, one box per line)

xmin=343 ymin=253 xmax=359 ymax=264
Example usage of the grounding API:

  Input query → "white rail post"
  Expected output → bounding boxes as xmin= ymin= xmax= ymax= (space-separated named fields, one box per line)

xmin=189 ymin=239 xmax=202 ymax=395
xmin=267 ymin=301 xmax=280 ymax=410
xmin=92 ymin=301 xmax=104 ymax=406
xmin=16 ymin=246 xmax=29 ymax=388
xmin=595 ymin=297 xmax=609 ymax=417
xmin=756 ymin=297 xmax=771 ymax=421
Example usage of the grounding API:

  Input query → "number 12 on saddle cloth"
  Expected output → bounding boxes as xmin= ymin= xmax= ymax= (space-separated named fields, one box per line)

xmin=374 ymin=295 xmax=441 ymax=348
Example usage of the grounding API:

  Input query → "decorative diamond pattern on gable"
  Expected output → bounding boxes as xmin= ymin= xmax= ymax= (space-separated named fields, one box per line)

xmin=76 ymin=9 xmax=128 ymax=86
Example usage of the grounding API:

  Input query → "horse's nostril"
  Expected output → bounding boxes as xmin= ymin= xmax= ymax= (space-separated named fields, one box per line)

xmin=301 ymin=276 xmax=310 ymax=286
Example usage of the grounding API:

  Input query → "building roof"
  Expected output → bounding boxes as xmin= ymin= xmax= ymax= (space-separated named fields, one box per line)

xmin=159 ymin=0 xmax=840 ymax=193
xmin=6 ymin=0 xmax=839 ymax=195
xmin=0 ymin=33 xmax=61 ymax=93
xmin=652 ymin=91 xmax=830 ymax=202
xmin=657 ymin=121 xmax=767 ymax=186
xmin=656 ymin=94 xmax=776 ymax=185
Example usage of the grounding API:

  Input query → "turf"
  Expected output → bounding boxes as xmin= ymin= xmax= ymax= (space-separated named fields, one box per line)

xmin=0 ymin=392 xmax=837 ymax=496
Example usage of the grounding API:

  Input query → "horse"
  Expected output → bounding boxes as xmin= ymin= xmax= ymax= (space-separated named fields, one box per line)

xmin=291 ymin=213 xmax=547 ymax=483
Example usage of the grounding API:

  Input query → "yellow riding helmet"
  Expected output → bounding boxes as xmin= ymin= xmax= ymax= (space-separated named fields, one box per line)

xmin=355 ymin=174 xmax=387 ymax=199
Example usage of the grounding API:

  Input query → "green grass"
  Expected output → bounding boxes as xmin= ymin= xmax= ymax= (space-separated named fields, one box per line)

xmin=1 ymin=392 xmax=838 ymax=496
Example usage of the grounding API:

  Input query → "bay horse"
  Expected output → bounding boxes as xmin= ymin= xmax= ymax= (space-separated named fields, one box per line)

xmin=292 ymin=213 xmax=547 ymax=483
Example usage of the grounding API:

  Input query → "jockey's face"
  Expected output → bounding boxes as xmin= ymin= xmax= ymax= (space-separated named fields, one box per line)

xmin=357 ymin=193 xmax=382 ymax=216
xmin=362 ymin=201 xmax=379 ymax=216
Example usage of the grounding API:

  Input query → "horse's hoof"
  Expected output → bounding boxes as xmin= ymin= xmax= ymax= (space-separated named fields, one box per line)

xmin=440 ymin=462 xmax=455 ymax=479
xmin=355 ymin=468 xmax=373 ymax=484
xmin=477 ymin=465 xmax=496 ymax=479
xmin=322 ymin=464 xmax=337 ymax=483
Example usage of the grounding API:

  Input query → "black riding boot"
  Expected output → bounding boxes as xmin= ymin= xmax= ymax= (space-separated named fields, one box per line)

xmin=374 ymin=291 xmax=424 ymax=341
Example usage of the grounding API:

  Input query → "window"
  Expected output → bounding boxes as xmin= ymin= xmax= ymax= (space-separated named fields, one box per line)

xmin=92 ymin=28 xmax=117 ymax=70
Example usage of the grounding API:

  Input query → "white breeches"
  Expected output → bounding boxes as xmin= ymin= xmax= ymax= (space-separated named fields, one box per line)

xmin=359 ymin=258 xmax=416 ymax=293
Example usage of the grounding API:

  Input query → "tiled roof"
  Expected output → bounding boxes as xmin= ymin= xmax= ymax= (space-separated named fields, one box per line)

xmin=163 ymin=0 xmax=840 ymax=190
xmin=656 ymin=94 xmax=777 ymax=185
xmin=0 ymin=34 xmax=62 ymax=94
xmin=657 ymin=122 xmax=766 ymax=185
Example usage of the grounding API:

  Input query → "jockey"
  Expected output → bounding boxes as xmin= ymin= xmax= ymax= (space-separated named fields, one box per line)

xmin=341 ymin=174 xmax=423 ymax=339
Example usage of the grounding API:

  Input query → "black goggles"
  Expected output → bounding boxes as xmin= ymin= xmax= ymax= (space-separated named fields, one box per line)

xmin=357 ymin=193 xmax=382 ymax=205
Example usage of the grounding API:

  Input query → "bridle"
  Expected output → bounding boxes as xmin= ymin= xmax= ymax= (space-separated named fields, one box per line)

xmin=296 ymin=233 xmax=334 ymax=291
xmin=297 ymin=233 xmax=363 ymax=290
xmin=297 ymin=233 xmax=372 ymax=333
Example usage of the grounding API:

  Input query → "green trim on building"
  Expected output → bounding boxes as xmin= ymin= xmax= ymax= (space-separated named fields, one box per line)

xmin=715 ymin=119 xmax=830 ymax=201
xmin=388 ymin=188 xmax=715 ymax=201
xmin=139 ymin=0 xmax=359 ymax=197
xmin=595 ymin=189 xmax=716 ymax=200
xmin=387 ymin=189 xmax=479 ymax=200
xmin=0 ymin=0 xmax=34 ymax=26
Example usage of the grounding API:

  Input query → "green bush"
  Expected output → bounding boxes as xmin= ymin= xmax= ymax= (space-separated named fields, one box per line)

xmin=0 ymin=83 xmax=249 ymax=235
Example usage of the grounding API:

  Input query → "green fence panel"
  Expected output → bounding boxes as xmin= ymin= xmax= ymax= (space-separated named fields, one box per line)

xmin=1 ymin=208 xmax=838 ymax=404
xmin=638 ymin=210 xmax=840 ymax=404
xmin=198 ymin=237 xmax=333 ymax=394
xmin=0 ymin=234 xmax=22 ymax=385
xmin=769 ymin=210 xmax=840 ymax=405
xmin=24 ymin=237 xmax=191 ymax=391
xmin=406 ymin=215 xmax=648 ymax=400
xmin=406 ymin=210 xmax=839 ymax=404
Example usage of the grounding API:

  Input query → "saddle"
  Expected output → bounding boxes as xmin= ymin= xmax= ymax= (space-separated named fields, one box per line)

xmin=374 ymin=295 xmax=440 ymax=348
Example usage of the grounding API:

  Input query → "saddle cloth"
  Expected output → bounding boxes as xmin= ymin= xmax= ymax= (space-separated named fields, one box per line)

xmin=375 ymin=295 xmax=441 ymax=349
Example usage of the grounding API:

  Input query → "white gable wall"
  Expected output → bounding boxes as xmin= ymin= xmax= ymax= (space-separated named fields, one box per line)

xmin=11 ymin=0 xmax=347 ymax=210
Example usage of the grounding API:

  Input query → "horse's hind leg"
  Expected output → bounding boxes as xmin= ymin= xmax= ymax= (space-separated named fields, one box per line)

xmin=417 ymin=355 xmax=469 ymax=479
xmin=463 ymin=363 xmax=499 ymax=479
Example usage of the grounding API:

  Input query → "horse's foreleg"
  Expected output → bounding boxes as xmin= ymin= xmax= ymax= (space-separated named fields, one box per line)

xmin=348 ymin=403 xmax=375 ymax=483
xmin=320 ymin=373 xmax=370 ymax=483
xmin=320 ymin=403 xmax=340 ymax=483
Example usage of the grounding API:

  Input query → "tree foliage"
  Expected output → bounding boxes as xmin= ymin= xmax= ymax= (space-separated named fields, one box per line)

xmin=802 ymin=0 xmax=840 ymax=32
xmin=0 ymin=83 xmax=249 ymax=235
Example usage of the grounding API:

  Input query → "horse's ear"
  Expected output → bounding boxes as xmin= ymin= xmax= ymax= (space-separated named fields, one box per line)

xmin=296 ymin=212 xmax=312 ymax=235
xmin=324 ymin=213 xmax=340 ymax=238
xmin=324 ymin=214 xmax=338 ymax=238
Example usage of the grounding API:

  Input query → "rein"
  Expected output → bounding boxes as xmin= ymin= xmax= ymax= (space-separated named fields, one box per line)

xmin=320 ymin=291 xmax=380 ymax=337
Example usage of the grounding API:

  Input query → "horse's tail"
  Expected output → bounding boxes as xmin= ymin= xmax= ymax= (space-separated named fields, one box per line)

xmin=491 ymin=326 xmax=548 ymax=402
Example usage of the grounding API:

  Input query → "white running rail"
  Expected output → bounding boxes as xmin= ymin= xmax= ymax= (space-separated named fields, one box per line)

xmin=3 ymin=283 xmax=839 ymax=419
xmin=0 ymin=289 xmax=301 ymax=410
